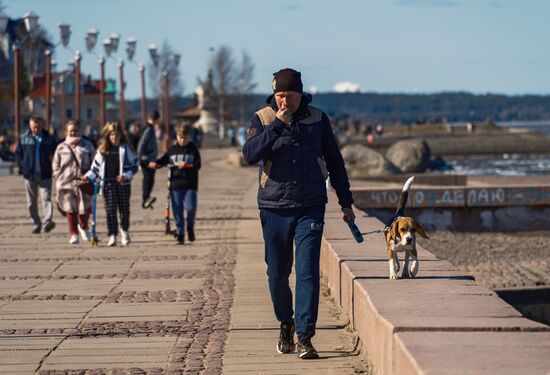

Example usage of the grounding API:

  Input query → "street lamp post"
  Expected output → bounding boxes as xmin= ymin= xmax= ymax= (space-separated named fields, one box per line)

xmin=13 ymin=12 xmax=39 ymax=140
xmin=125 ymin=37 xmax=147 ymax=127
xmin=162 ymin=70 xmax=170 ymax=150
xmin=118 ymin=59 xmax=125 ymax=127
xmin=99 ymin=57 xmax=105 ymax=128
xmin=44 ymin=50 xmax=51 ymax=130
xmin=140 ymin=64 xmax=147 ymax=126
xmin=74 ymin=51 xmax=81 ymax=122
xmin=60 ymin=75 xmax=66 ymax=126
xmin=103 ymin=33 xmax=127 ymax=128
xmin=47 ymin=21 xmax=72 ymax=130
xmin=84 ymin=28 xmax=105 ymax=130
xmin=148 ymin=44 xmax=180 ymax=151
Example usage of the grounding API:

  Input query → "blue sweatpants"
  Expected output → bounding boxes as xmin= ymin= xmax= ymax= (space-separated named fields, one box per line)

xmin=171 ymin=189 xmax=197 ymax=234
xmin=260 ymin=204 xmax=325 ymax=338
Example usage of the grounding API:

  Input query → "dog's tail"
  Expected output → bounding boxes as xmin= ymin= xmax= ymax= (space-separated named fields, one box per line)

xmin=395 ymin=176 xmax=414 ymax=216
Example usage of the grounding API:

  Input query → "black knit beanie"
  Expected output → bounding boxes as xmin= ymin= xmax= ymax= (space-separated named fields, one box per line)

xmin=272 ymin=68 xmax=303 ymax=94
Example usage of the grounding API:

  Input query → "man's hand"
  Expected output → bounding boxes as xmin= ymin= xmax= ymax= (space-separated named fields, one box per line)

xmin=177 ymin=161 xmax=186 ymax=169
xmin=116 ymin=175 xmax=125 ymax=183
xmin=341 ymin=207 xmax=356 ymax=222
xmin=147 ymin=161 xmax=157 ymax=169
xmin=81 ymin=176 xmax=88 ymax=182
xmin=276 ymin=107 xmax=293 ymax=124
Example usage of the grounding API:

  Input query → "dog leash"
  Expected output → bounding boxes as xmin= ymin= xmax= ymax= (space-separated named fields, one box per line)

xmin=361 ymin=228 xmax=385 ymax=236
xmin=361 ymin=217 xmax=401 ymax=236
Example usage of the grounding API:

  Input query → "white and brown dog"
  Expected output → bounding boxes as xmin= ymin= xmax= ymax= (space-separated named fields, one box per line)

xmin=384 ymin=177 xmax=429 ymax=279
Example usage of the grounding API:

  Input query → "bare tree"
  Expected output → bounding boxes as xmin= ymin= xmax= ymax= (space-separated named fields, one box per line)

xmin=209 ymin=45 xmax=236 ymax=138
xmin=235 ymin=50 xmax=257 ymax=125
xmin=147 ymin=39 xmax=183 ymax=114
xmin=21 ymin=26 xmax=52 ymax=80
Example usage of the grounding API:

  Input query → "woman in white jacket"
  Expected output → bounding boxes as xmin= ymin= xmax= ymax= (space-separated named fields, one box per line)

xmin=83 ymin=122 xmax=138 ymax=246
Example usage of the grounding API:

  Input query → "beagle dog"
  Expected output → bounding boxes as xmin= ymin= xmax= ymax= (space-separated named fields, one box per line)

xmin=385 ymin=216 xmax=429 ymax=279
xmin=384 ymin=176 xmax=429 ymax=279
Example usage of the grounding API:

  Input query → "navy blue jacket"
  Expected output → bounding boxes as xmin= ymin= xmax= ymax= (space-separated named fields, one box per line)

xmin=137 ymin=124 xmax=158 ymax=167
xmin=15 ymin=129 xmax=57 ymax=180
xmin=243 ymin=94 xmax=353 ymax=209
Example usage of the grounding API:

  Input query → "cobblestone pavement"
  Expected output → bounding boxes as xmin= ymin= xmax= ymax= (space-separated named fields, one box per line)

xmin=0 ymin=148 xmax=368 ymax=374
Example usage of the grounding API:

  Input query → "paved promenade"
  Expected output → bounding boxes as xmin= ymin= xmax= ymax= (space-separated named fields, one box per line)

xmin=0 ymin=149 xmax=366 ymax=374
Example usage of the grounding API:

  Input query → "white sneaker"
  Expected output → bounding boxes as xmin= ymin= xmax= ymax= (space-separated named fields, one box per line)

xmin=108 ymin=235 xmax=117 ymax=247
xmin=78 ymin=225 xmax=90 ymax=241
xmin=69 ymin=234 xmax=79 ymax=245
xmin=120 ymin=230 xmax=130 ymax=246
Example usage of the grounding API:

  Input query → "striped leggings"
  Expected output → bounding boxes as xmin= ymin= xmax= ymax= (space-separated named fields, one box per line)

xmin=104 ymin=181 xmax=131 ymax=236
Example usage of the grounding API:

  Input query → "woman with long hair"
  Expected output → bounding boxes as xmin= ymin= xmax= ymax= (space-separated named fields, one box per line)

xmin=52 ymin=121 xmax=95 ymax=244
xmin=83 ymin=122 xmax=138 ymax=246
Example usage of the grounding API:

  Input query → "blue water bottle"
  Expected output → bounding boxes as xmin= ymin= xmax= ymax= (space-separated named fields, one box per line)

xmin=344 ymin=217 xmax=364 ymax=243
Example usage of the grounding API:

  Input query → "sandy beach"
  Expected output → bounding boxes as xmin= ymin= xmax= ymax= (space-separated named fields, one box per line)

xmin=417 ymin=232 xmax=550 ymax=290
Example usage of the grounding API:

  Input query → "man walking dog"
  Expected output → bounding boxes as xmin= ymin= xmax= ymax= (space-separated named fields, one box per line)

xmin=243 ymin=68 xmax=355 ymax=359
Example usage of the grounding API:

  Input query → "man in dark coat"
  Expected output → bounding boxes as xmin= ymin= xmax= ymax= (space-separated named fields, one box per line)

xmin=243 ymin=68 xmax=356 ymax=359
xmin=137 ymin=110 xmax=160 ymax=208
xmin=15 ymin=116 xmax=57 ymax=234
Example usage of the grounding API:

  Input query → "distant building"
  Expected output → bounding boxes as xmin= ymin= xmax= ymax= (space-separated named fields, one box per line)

xmin=26 ymin=71 xmax=117 ymax=132
xmin=0 ymin=14 xmax=51 ymax=135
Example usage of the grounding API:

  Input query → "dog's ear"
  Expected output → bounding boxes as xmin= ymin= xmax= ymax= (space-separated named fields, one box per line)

xmin=413 ymin=220 xmax=429 ymax=239
xmin=389 ymin=220 xmax=399 ymax=241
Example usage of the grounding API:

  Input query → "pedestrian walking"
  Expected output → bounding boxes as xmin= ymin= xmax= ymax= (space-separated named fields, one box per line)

xmin=15 ymin=116 xmax=57 ymax=234
xmin=83 ymin=122 xmax=138 ymax=246
xmin=190 ymin=124 xmax=204 ymax=149
xmin=137 ymin=110 xmax=160 ymax=209
xmin=155 ymin=124 xmax=201 ymax=245
xmin=52 ymin=121 xmax=95 ymax=244
xmin=228 ymin=127 xmax=236 ymax=147
xmin=127 ymin=122 xmax=141 ymax=151
xmin=243 ymin=68 xmax=355 ymax=359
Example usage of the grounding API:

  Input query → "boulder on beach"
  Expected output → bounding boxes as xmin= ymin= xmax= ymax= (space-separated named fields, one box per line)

xmin=341 ymin=144 xmax=401 ymax=177
xmin=386 ymin=139 xmax=431 ymax=173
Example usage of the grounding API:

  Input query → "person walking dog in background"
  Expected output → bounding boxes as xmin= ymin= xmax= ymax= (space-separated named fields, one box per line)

xmin=138 ymin=110 xmax=160 ymax=209
xmin=52 ymin=121 xmax=95 ymax=244
xmin=83 ymin=122 xmax=138 ymax=246
xmin=15 ymin=116 xmax=57 ymax=234
xmin=155 ymin=124 xmax=201 ymax=245
xmin=243 ymin=68 xmax=355 ymax=359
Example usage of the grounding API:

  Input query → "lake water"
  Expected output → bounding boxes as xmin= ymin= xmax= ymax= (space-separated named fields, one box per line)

xmin=434 ymin=121 xmax=550 ymax=176
xmin=436 ymin=155 xmax=550 ymax=176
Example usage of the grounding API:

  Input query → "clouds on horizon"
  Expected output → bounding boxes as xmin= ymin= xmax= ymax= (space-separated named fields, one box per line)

xmin=333 ymin=81 xmax=361 ymax=93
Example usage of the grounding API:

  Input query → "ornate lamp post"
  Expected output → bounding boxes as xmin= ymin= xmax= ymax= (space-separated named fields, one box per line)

xmin=83 ymin=28 xmax=105 ymax=130
xmin=125 ymin=37 xmax=147 ymax=127
xmin=148 ymin=44 xmax=180 ymax=150
xmin=13 ymin=12 xmax=39 ymax=140
xmin=103 ymin=33 xmax=126 ymax=127
xmin=43 ymin=22 xmax=71 ymax=130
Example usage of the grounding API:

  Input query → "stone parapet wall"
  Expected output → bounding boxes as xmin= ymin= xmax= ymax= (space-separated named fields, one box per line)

xmin=321 ymin=191 xmax=550 ymax=374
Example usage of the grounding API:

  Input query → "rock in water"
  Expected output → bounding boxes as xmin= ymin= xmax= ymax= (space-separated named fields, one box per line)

xmin=386 ymin=139 xmax=431 ymax=173
xmin=341 ymin=144 xmax=400 ymax=177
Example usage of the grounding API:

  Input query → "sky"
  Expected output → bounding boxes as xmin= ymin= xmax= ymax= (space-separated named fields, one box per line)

xmin=2 ymin=0 xmax=550 ymax=99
